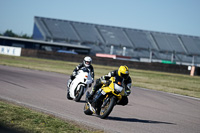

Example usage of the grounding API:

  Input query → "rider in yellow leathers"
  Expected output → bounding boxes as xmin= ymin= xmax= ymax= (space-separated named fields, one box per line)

xmin=88 ymin=65 xmax=132 ymax=105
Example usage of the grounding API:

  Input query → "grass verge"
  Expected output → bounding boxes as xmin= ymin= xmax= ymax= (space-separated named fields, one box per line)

xmin=0 ymin=100 xmax=102 ymax=133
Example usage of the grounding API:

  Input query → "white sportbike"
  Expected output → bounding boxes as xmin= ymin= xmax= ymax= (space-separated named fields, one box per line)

xmin=67 ymin=67 xmax=93 ymax=102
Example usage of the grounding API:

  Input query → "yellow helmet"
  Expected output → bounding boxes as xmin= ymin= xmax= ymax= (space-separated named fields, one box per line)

xmin=118 ymin=65 xmax=129 ymax=79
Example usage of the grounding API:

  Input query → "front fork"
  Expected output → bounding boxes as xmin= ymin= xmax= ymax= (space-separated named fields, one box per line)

xmin=92 ymin=89 xmax=105 ymax=108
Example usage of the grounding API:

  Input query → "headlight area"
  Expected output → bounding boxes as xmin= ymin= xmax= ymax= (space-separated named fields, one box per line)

xmin=114 ymin=83 xmax=123 ymax=93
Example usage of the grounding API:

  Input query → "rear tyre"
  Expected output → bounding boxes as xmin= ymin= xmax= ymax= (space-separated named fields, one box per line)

xmin=84 ymin=103 xmax=93 ymax=115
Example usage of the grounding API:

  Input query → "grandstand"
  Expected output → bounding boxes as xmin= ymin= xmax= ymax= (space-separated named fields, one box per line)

xmin=33 ymin=16 xmax=200 ymax=66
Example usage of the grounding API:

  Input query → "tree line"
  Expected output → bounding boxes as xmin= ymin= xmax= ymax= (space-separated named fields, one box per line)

xmin=0 ymin=30 xmax=32 ymax=39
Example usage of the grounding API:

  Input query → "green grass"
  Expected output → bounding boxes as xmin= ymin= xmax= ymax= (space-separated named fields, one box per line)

xmin=0 ymin=54 xmax=200 ymax=132
xmin=132 ymin=69 xmax=200 ymax=98
xmin=0 ymin=100 xmax=102 ymax=133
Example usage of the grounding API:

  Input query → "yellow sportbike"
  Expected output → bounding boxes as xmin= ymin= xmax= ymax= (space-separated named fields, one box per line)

xmin=84 ymin=76 xmax=126 ymax=119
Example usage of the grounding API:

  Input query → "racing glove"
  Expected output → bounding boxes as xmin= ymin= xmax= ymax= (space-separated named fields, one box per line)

xmin=101 ymin=79 xmax=110 ymax=86
xmin=125 ymin=89 xmax=131 ymax=96
xmin=125 ymin=83 xmax=132 ymax=96
xmin=72 ymin=71 xmax=77 ymax=76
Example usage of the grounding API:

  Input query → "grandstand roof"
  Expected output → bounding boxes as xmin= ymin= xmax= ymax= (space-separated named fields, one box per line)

xmin=33 ymin=16 xmax=200 ymax=64
xmin=0 ymin=36 xmax=90 ymax=50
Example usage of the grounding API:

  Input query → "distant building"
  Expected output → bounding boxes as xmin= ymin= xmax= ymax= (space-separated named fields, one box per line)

xmin=0 ymin=36 xmax=90 ymax=55
xmin=32 ymin=16 xmax=200 ymax=65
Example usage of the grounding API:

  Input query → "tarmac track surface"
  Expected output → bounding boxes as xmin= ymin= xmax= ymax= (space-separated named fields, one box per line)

xmin=0 ymin=65 xmax=200 ymax=133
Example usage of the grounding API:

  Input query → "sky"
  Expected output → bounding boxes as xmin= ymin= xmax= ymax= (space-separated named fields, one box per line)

xmin=0 ymin=0 xmax=200 ymax=37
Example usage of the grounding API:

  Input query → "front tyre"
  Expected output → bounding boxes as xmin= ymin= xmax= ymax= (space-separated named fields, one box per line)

xmin=67 ymin=87 xmax=73 ymax=100
xmin=99 ymin=96 xmax=116 ymax=119
xmin=74 ymin=85 xmax=84 ymax=102
xmin=67 ymin=91 xmax=72 ymax=100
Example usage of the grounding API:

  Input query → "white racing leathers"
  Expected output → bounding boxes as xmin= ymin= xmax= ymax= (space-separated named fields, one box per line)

xmin=68 ymin=67 xmax=93 ymax=102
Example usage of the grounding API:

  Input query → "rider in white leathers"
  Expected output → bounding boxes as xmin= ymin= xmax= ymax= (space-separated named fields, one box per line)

xmin=67 ymin=56 xmax=94 ymax=95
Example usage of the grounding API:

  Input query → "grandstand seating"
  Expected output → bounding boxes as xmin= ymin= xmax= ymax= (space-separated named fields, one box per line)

xmin=125 ymin=29 xmax=158 ymax=50
xmin=34 ymin=17 xmax=52 ymax=39
xmin=132 ymin=50 xmax=150 ymax=59
xmin=180 ymin=36 xmax=200 ymax=55
xmin=96 ymin=25 xmax=133 ymax=48
xmin=82 ymin=43 xmax=104 ymax=55
xmin=42 ymin=18 xmax=80 ymax=41
xmin=176 ymin=54 xmax=193 ymax=63
xmin=33 ymin=16 xmax=200 ymax=65
xmin=152 ymin=33 xmax=186 ymax=54
xmin=72 ymin=22 xmax=104 ymax=43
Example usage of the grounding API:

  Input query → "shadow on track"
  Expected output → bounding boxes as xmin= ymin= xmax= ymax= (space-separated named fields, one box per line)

xmin=107 ymin=116 xmax=175 ymax=125
xmin=77 ymin=100 xmax=86 ymax=103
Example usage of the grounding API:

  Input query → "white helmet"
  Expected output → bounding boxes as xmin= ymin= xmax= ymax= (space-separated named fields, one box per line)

xmin=83 ymin=56 xmax=92 ymax=67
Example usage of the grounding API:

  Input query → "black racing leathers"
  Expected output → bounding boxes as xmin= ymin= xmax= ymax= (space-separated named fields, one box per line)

xmin=70 ymin=63 xmax=94 ymax=80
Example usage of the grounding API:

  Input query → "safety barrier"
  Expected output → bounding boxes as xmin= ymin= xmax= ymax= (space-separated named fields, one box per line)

xmin=21 ymin=49 xmax=200 ymax=76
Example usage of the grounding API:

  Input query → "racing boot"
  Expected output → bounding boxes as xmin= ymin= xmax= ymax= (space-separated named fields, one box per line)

xmin=87 ymin=85 xmax=101 ymax=103
xmin=88 ymin=79 xmax=103 ymax=102
xmin=87 ymin=88 xmax=96 ymax=103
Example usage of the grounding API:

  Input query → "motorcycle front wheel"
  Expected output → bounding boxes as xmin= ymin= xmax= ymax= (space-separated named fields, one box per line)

xmin=74 ymin=85 xmax=84 ymax=102
xmin=99 ymin=96 xmax=117 ymax=119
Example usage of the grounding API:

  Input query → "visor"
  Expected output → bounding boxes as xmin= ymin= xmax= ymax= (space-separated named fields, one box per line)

xmin=121 ymin=73 xmax=129 ymax=79
xmin=85 ymin=61 xmax=91 ymax=65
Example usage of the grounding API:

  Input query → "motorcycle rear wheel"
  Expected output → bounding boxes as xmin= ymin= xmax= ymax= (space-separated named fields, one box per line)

xmin=84 ymin=103 xmax=93 ymax=115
